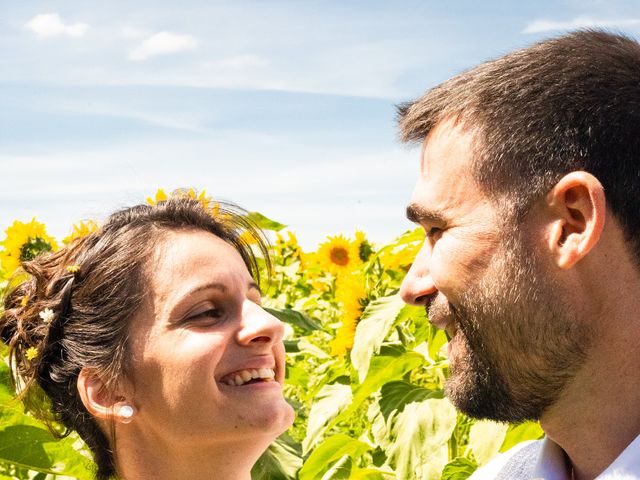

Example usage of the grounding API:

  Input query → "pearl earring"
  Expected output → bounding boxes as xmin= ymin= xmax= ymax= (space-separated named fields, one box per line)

xmin=117 ymin=404 xmax=135 ymax=424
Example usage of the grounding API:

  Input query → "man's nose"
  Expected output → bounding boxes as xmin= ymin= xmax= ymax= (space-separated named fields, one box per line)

xmin=236 ymin=300 xmax=284 ymax=346
xmin=400 ymin=244 xmax=438 ymax=305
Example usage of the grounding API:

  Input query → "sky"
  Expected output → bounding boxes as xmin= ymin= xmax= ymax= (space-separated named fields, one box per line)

xmin=2 ymin=0 xmax=640 ymax=248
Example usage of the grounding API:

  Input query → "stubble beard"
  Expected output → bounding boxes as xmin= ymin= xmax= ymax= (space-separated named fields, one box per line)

xmin=435 ymin=234 xmax=592 ymax=423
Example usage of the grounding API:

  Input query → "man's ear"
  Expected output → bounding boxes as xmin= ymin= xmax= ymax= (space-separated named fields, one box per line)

xmin=77 ymin=368 xmax=134 ymax=423
xmin=546 ymin=171 xmax=606 ymax=269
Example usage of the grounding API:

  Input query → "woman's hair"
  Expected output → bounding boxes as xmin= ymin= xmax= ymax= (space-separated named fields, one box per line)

xmin=0 ymin=196 xmax=270 ymax=480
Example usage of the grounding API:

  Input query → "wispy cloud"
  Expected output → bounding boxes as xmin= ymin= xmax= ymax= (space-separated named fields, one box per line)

xmin=120 ymin=26 xmax=148 ymax=39
xmin=218 ymin=55 xmax=269 ymax=69
xmin=129 ymin=31 xmax=198 ymax=61
xmin=24 ymin=13 xmax=89 ymax=38
xmin=523 ymin=15 xmax=640 ymax=34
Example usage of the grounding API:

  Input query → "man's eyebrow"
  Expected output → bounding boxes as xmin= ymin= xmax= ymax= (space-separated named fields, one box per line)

xmin=405 ymin=203 xmax=448 ymax=225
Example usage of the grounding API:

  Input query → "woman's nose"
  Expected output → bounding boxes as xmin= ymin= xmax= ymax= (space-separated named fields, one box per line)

xmin=400 ymin=244 xmax=438 ymax=305
xmin=236 ymin=300 xmax=284 ymax=346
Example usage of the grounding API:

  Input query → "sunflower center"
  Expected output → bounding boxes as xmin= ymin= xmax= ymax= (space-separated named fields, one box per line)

xmin=358 ymin=240 xmax=373 ymax=262
xmin=329 ymin=247 xmax=350 ymax=266
xmin=19 ymin=237 xmax=53 ymax=262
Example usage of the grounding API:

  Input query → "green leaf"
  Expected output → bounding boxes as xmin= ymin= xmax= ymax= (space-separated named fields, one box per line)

xmin=371 ymin=398 xmax=457 ymax=480
xmin=0 ymin=424 xmax=93 ymax=478
xmin=265 ymin=307 xmax=321 ymax=333
xmin=469 ymin=420 xmax=509 ymax=466
xmin=379 ymin=381 xmax=443 ymax=421
xmin=351 ymin=294 xmax=410 ymax=382
xmin=252 ymin=433 xmax=302 ymax=480
xmin=375 ymin=228 xmax=424 ymax=258
xmin=349 ymin=466 xmax=396 ymax=479
xmin=284 ymin=339 xmax=300 ymax=353
xmin=321 ymin=455 xmax=352 ymax=480
xmin=247 ymin=212 xmax=287 ymax=232
xmin=0 ymin=357 xmax=93 ymax=479
xmin=332 ymin=352 xmax=425 ymax=428
xmin=409 ymin=309 xmax=431 ymax=348
xmin=286 ymin=363 xmax=310 ymax=388
xmin=426 ymin=326 xmax=448 ymax=363
xmin=302 ymin=384 xmax=352 ymax=454
xmin=441 ymin=457 xmax=478 ymax=480
xmin=500 ymin=421 xmax=544 ymax=452
xmin=298 ymin=434 xmax=370 ymax=480
xmin=297 ymin=339 xmax=331 ymax=359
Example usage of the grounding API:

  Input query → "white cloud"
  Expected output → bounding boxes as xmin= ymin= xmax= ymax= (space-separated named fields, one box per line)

xmin=24 ymin=13 xmax=89 ymax=38
xmin=129 ymin=31 xmax=198 ymax=61
xmin=523 ymin=15 xmax=640 ymax=34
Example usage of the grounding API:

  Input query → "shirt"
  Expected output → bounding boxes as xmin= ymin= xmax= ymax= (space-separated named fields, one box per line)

xmin=469 ymin=434 xmax=640 ymax=479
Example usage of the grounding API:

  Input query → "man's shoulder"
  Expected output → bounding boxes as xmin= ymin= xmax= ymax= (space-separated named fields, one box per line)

xmin=469 ymin=440 xmax=542 ymax=480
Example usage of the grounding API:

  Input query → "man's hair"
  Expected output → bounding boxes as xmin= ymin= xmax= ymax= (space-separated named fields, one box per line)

xmin=0 ymin=196 xmax=269 ymax=480
xmin=398 ymin=30 xmax=640 ymax=261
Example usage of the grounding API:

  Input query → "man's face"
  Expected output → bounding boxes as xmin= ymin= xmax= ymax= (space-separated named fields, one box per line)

xmin=400 ymin=119 xmax=592 ymax=422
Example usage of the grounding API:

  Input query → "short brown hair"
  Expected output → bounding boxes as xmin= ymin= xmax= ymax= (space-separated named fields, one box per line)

xmin=398 ymin=30 xmax=640 ymax=260
xmin=1 ymin=196 xmax=269 ymax=480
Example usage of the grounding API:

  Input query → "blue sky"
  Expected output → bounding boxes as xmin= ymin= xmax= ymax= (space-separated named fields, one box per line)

xmin=2 ymin=0 xmax=640 ymax=248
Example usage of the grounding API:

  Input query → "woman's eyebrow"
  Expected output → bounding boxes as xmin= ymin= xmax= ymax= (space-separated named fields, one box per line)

xmin=179 ymin=282 xmax=227 ymax=300
xmin=249 ymin=281 xmax=262 ymax=296
xmin=174 ymin=281 xmax=261 ymax=306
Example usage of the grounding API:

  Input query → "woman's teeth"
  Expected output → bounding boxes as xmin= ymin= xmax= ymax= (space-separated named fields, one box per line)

xmin=222 ymin=368 xmax=275 ymax=386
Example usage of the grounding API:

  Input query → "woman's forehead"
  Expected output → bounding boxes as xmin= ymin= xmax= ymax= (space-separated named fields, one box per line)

xmin=150 ymin=231 xmax=250 ymax=293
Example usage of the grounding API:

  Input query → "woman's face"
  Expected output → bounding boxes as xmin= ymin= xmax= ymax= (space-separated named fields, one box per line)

xmin=125 ymin=229 xmax=294 ymax=445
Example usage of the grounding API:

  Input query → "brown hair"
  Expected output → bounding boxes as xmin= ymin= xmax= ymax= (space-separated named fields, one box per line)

xmin=398 ymin=30 xmax=640 ymax=260
xmin=0 ymin=196 xmax=270 ymax=480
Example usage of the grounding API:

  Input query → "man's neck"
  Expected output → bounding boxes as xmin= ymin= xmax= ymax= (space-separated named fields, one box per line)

xmin=541 ymin=309 xmax=640 ymax=479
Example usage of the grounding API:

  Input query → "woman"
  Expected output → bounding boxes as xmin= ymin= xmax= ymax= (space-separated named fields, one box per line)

xmin=0 ymin=197 xmax=295 ymax=479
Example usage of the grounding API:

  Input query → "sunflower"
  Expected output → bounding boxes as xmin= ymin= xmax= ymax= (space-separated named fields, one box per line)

xmin=354 ymin=229 xmax=374 ymax=262
xmin=63 ymin=219 xmax=99 ymax=244
xmin=147 ymin=187 xmax=210 ymax=208
xmin=330 ymin=272 xmax=367 ymax=356
xmin=274 ymin=231 xmax=302 ymax=261
xmin=330 ymin=318 xmax=358 ymax=357
xmin=147 ymin=188 xmax=230 ymax=223
xmin=146 ymin=188 xmax=169 ymax=205
xmin=316 ymin=234 xmax=361 ymax=275
xmin=0 ymin=218 xmax=59 ymax=276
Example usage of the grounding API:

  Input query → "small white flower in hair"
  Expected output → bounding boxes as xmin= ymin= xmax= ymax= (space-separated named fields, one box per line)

xmin=39 ymin=308 xmax=55 ymax=324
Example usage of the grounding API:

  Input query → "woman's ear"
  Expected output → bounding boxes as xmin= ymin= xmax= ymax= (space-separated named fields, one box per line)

xmin=546 ymin=171 xmax=606 ymax=269
xmin=77 ymin=368 xmax=136 ymax=424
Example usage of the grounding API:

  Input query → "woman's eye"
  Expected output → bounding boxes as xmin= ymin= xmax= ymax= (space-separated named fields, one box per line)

xmin=426 ymin=227 xmax=442 ymax=238
xmin=187 ymin=308 xmax=223 ymax=322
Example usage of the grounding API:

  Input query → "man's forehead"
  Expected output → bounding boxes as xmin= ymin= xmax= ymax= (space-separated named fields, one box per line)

xmin=419 ymin=117 xmax=478 ymax=177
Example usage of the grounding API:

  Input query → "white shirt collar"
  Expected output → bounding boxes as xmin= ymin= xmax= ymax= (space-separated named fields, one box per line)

xmin=533 ymin=435 xmax=640 ymax=479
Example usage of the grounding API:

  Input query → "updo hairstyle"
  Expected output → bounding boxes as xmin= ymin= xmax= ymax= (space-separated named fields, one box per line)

xmin=0 ymin=196 xmax=269 ymax=480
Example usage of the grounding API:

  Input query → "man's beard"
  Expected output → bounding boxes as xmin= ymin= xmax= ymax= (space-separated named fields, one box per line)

xmin=432 ymin=234 xmax=592 ymax=423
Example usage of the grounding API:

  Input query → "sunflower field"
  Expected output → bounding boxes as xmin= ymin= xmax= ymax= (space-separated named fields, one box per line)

xmin=0 ymin=189 xmax=543 ymax=480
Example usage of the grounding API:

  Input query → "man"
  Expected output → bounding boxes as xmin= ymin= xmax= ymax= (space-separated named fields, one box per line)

xmin=398 ymin=30 xmax=640 ymax=479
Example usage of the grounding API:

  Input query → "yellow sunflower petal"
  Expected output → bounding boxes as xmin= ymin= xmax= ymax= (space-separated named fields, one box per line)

xmin=63 ymin=220 xmax=98 ymax=244
xmin=0 ymin=218 xmax=58 ymax=276
xmin=316 ymin=234 xmax=362 ymax=275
